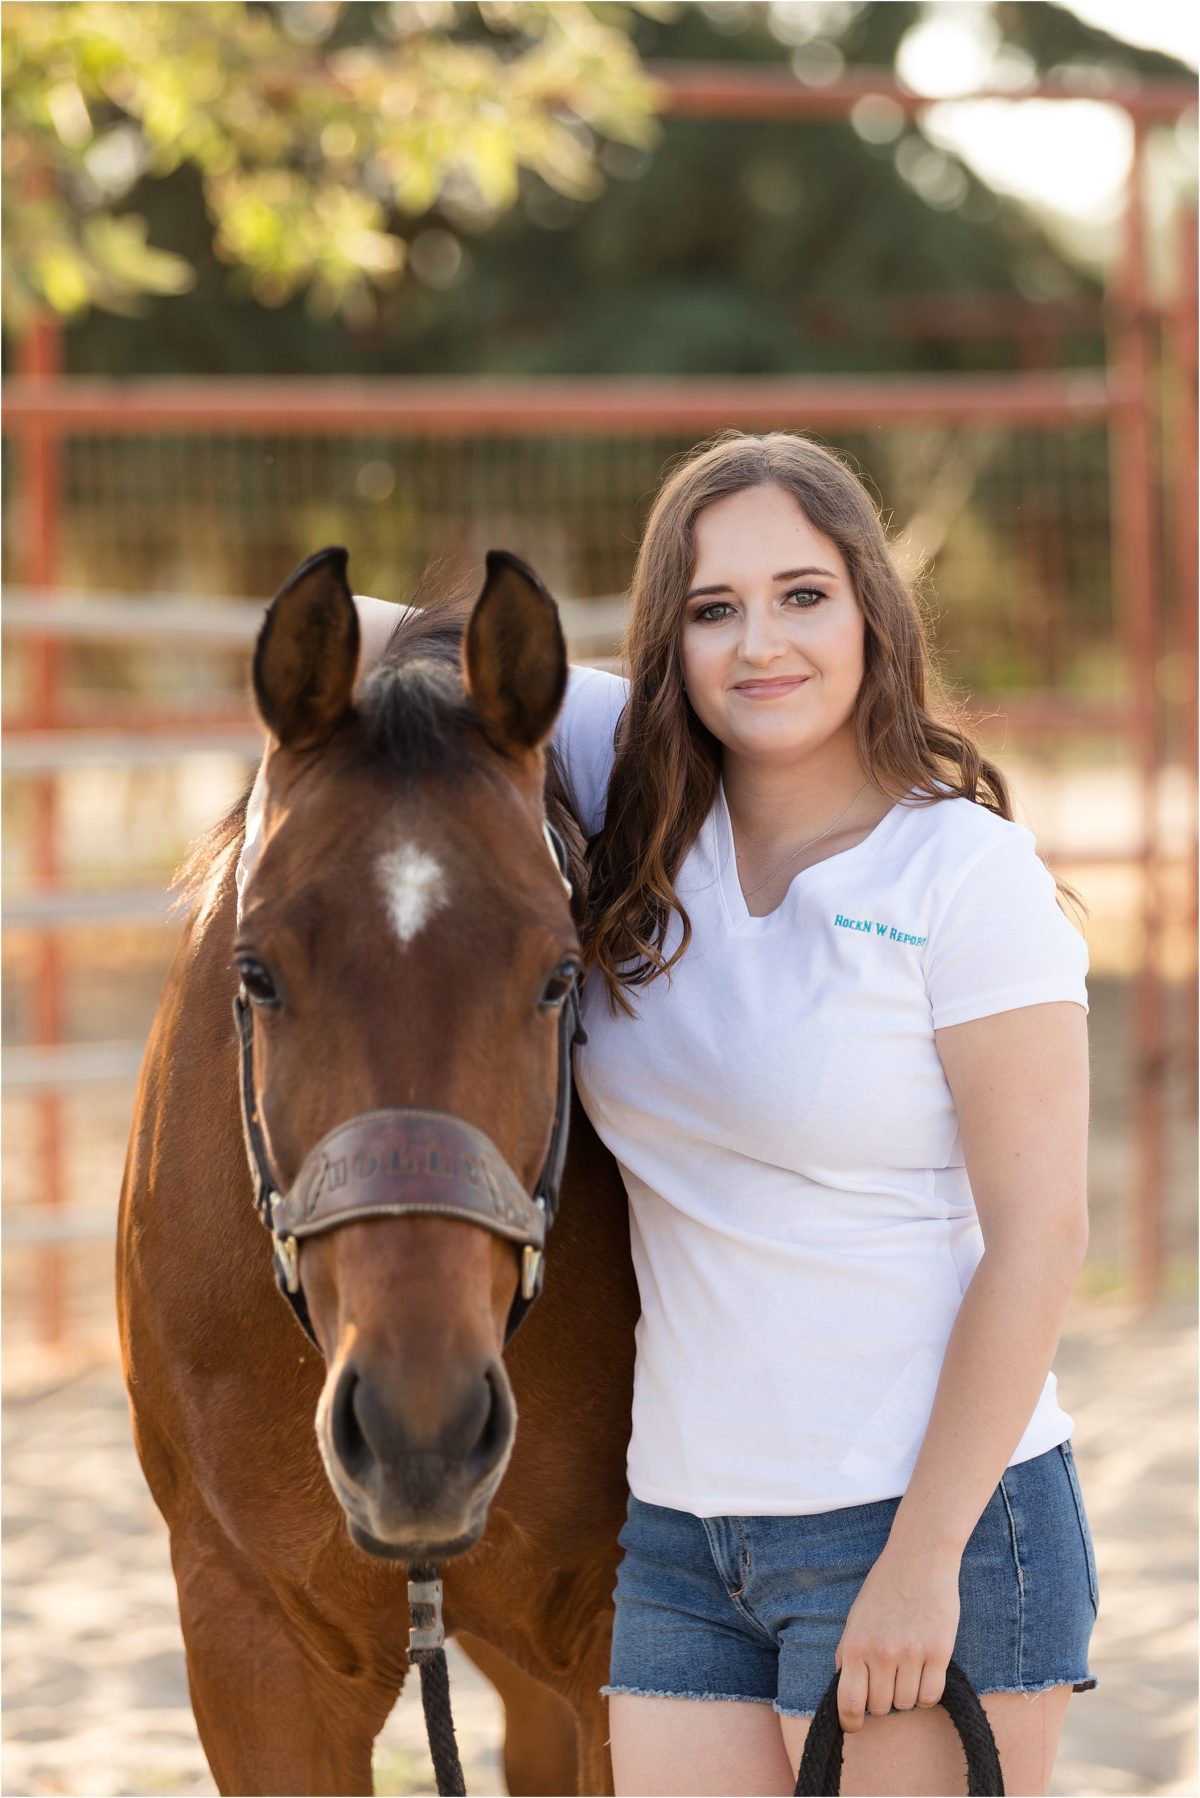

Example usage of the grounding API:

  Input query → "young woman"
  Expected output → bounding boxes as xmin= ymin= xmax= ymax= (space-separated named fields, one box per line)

xmin=238 ymin=432 xmax=1098 ymax=1797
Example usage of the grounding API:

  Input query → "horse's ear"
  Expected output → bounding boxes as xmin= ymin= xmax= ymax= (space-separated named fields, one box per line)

xmin=464 ymin=550 xmax=568 ymax=759
xmin=252 ymin=547 xmax=360 ymax=750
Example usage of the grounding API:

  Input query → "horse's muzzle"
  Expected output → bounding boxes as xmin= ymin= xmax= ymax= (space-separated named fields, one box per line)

xmin=319 ymin=1347 xmax=516 ymax=1554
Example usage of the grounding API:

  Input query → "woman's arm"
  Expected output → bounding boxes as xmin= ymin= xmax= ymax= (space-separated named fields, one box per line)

xmin=889 ymin=999 xmax=1089 ymax=1552
xmin=353 ymin=592 xmax=408 ymax=680
xmin=833 ymin=998 xmax=1089 ymax=1729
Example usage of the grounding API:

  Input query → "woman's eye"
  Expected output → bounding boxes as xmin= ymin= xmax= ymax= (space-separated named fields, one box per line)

xmin=236 ymin=957 xmax=280 ymax=1007
xmin=539 ymin=961 xmax=580 ymax=1012
xmin=693 ymin=590 xmax=825 ymax=623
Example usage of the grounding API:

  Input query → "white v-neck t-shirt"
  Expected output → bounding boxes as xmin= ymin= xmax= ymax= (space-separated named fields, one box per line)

xmin=555 ymin=663 xmax=1089 ymax=1517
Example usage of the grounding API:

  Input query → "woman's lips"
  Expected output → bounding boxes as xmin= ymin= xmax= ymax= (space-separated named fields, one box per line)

xmin=732 ymin=677 xmax=811 ymax=698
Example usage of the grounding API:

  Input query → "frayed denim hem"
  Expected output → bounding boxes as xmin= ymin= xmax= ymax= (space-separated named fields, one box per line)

xmin=771 ymin=1672 xmax=1099 ymax=1720
xmin=973 ymin=1675 xmax=1099 ymax=1699
xmin=600 ymin=1685 xmax=775 ymax=1705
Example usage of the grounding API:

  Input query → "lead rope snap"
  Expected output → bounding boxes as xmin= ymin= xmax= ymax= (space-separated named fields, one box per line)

xmin=407 ymin=1575 xmax=445 ymax=1654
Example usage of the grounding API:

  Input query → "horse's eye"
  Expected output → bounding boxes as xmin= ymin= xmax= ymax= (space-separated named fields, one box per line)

xmin=539 ymin=960 xmax=580 ymax=1013
xmin=236 ymin=957 xmax=280 ymax=1008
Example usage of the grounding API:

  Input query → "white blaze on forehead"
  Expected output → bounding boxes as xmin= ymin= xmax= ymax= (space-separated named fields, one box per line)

xmin=376 ymin=842 xmax=449 ymax=944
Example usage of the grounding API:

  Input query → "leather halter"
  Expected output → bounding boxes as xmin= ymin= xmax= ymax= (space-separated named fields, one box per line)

xmin=233 ymin=819 xmax=587 ymax=1347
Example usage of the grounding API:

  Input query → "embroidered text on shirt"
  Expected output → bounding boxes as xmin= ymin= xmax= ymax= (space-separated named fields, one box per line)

xmin=833 ymin=913 xmax=928 ymax=947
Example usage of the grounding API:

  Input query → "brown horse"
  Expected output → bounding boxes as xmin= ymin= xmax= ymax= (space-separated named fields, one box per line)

xmin=116 ymin=547 xmax=638 ymax=1796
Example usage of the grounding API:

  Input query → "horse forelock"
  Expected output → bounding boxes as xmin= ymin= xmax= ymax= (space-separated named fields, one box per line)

xmin=357 ymin=656 xmax=480 ymax=777
xmin=354 ymin=656 xmax=587 ymax=917
xmin=355 ymin=582 xmax=480 ymax=777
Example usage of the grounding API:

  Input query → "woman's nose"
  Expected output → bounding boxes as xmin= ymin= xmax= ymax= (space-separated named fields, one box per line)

xmin=737 ymin=613 xmax=789 ymax=662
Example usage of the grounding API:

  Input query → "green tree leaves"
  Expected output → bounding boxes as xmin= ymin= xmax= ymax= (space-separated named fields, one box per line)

xmin=1 ymin=0 xmax=665 ymax=328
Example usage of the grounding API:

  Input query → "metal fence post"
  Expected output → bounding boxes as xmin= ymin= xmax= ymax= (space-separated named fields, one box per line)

xmin=20 ymin=313 xmax=67 ymax=1346
xmin=1107 ymin=118 xmax=1167 ymax=1304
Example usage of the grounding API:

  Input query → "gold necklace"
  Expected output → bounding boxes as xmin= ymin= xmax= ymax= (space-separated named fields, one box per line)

xmin=738 ymin=780 xmax=872 ymax=899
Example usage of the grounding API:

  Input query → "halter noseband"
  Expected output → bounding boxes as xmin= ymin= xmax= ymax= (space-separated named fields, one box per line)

xmin=233 ymin=818 xmax=587 ymax=1347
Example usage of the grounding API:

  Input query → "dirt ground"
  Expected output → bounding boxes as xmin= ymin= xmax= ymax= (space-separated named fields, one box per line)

xmin=2 ymin=1291 xmax=1195 ymax=1798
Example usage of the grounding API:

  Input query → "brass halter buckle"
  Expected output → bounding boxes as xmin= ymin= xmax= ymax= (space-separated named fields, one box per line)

xmin=270 ymin=1212 xmax=301 ymax=1293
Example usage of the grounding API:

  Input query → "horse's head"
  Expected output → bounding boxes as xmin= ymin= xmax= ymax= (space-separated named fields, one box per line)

xmin=235 ymin=546 xmax=583 ymax=1560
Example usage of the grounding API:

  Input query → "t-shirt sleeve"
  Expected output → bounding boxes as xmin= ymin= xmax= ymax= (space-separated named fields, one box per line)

xmin=552 ymin=663 xmax=630 ymax=838
xmin=924 ymin=828 xmax=1089 ymax=1029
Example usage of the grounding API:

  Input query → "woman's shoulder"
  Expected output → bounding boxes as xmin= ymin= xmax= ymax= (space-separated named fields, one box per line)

xmin=901 ymin=779 xmax=1038 ymax=865
xmin=897 ymin=780 xmax=1078 ymax=947
xmin=909 ymin=786 xmax=1087 ymax=1022
xmin=889 ymin=783 xmax=1063 ymax=938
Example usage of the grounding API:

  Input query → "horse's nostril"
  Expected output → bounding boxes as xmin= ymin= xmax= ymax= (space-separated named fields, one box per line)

xmin=466 ymin=1362 xmax=511 ymax=1478
xmin=330 ymin=1361 xmax=371 ymax=1482
xmin=328 ymin=1357 xmax=512 ymax=1492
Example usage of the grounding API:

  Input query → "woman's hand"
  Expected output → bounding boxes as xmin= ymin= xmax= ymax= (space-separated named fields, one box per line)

xmin=833 ymin=1543 xmax=962 ymax=1732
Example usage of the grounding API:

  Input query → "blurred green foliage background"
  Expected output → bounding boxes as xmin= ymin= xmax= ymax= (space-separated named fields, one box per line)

xmin=4 ymin=0 xmax=1191 ymax=375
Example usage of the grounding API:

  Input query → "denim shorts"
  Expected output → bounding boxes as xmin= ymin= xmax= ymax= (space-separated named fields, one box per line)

xmin=602 ymin=1440 xmax=1099 ymax=1718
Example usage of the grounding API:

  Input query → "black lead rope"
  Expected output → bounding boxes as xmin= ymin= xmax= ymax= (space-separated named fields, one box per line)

xmin=408 ymin=1565 xmax=466 ymax=1797
xmin=794 ymin=1659 xmax=1005 ymax=1797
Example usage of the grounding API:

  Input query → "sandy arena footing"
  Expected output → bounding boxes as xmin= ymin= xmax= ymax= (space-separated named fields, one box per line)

xmin=2 ymin=1293 xmax=1195 ymax=1797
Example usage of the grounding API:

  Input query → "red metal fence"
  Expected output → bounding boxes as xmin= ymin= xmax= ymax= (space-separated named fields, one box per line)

xmin=3 ymin=65 xmax=1196 ymax=1349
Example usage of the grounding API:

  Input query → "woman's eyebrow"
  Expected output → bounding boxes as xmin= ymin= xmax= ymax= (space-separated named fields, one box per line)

xmin=685 ymin=566 xmax=838 ymax=599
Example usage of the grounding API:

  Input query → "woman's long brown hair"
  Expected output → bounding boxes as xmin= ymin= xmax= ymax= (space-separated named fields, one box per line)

xmin=582 ymin=429 xmax=1086 ymax=1016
